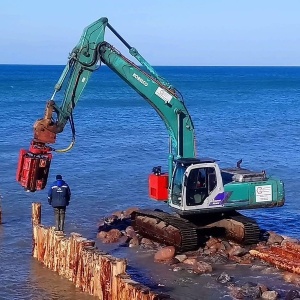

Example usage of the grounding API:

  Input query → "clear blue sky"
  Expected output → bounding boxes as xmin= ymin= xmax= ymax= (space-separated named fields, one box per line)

xmin=1 ymin=0 xmax=300 ymax=66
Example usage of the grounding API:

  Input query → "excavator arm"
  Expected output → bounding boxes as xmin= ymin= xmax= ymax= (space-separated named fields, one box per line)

xmin=16 ymin=17 xmax=196 ymax=192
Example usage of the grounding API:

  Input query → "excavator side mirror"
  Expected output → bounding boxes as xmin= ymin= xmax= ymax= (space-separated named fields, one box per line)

xmin=152 ymin=166 xmax=162 ymax=176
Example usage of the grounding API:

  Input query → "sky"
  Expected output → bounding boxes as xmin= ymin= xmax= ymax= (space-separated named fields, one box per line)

xmin=1 ymin=0 xmax=300 ymax=66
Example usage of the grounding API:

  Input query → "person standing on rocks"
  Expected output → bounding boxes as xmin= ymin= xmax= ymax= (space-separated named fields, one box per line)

xmin=47 ymin=174 xmax=71 ymax=231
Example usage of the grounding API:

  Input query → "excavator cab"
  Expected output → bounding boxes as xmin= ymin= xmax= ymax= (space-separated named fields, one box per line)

xmin=169 ymin=158 xmax=226 ymax=214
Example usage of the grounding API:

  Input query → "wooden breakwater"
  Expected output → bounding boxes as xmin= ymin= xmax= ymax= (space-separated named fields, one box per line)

xmin=250 ymin=242 xmax=300 ymax=275
xmin=32 ymin=202 xmax=171 ymax=300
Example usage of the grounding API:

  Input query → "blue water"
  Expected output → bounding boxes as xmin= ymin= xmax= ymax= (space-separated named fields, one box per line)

xmin=0 ymin=65 xmax=300 ymax=299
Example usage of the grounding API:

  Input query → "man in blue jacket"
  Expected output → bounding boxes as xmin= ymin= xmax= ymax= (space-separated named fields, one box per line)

xmin=48 ymin=174 xmax=71 ymax=231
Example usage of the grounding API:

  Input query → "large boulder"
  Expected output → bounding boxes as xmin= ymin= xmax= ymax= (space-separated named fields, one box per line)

xmin=267 ymin=231 xmax=284 ymax=245
xmin=102 ymin=229 xmax=122 ymax=243
xmin=125 ymin=226 xmax=137 ymax=239
xmin=154 ymin=246 xmax=176 ymax=262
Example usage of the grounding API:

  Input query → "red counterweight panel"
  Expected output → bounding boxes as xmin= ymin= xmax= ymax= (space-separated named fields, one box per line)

xmin=148 ymin=173 xmax=169 ymax=201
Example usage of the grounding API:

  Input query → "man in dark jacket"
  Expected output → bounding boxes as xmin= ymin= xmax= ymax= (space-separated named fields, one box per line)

xmin=48 ymin=174 xmax=71 ymax=231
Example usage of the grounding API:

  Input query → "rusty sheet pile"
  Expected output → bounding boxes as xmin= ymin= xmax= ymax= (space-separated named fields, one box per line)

xmin=31 ymin=203 xmax=170 ymax=300
xmin=250 ymin=242 xmax=300 ymax=275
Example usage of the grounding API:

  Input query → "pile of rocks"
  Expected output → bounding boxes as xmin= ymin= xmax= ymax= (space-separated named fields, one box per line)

xmin=97 ymin=209 xmax=300 ymax=300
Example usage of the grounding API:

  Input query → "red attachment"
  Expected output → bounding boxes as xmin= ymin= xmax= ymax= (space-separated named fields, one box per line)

xmin=148 ymin=173 xmax=169 ymax=201
xmin=16 ymin=141 xmax=53 ymax=192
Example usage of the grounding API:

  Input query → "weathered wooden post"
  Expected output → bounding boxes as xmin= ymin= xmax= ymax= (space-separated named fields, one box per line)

xmin=32 ymin=202 xmax=41 ymax=256
xmin=32 ymin=202 xmax=41 ymax=225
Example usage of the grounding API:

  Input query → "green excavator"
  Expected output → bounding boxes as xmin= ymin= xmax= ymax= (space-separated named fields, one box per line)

xmin=16 ymin=17 xmax=285 ymax=252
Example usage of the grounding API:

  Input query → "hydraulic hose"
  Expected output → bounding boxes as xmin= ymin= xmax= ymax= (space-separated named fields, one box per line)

xmin=54 ymin=136 xmax=75 ymax=153
xmin=54 ymin=112 xmax=76 ymax=153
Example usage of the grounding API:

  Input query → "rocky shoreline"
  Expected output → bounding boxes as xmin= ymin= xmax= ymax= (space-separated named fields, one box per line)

xmin=97 ymin=208 xmax=300 ymax=300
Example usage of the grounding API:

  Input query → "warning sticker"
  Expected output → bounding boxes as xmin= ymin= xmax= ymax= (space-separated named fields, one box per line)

xmin=155 ymin=87 xmax=173 ymax=103
xmin=255 ymin=185 xmax=272 ymax=202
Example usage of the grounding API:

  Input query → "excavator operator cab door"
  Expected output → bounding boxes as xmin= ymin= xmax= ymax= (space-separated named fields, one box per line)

xmin=169 ymin=161 xmax=225 ymax=212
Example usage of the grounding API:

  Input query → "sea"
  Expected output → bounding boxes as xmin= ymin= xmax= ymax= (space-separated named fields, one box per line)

xmin=0 ymin=65 xmax=300 ymax=299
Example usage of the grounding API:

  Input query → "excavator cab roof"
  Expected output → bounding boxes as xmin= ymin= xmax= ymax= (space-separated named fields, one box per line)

xmin=175 ymin=157 xmax=216 ymax=166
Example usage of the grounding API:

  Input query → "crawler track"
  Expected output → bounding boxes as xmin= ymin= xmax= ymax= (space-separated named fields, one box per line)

xmin=131 ymin=210 xmax=198 ymax=252
xmin=131 ymin=210 xmax=261 ymax=252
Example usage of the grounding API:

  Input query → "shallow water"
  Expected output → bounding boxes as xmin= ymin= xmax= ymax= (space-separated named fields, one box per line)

xmin=98 ymin=240 xmax=300 ymax=300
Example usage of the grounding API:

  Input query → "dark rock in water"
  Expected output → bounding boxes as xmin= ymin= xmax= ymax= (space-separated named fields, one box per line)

xmin=257 ymin=283 xmax=268 ymax=294
xmin=98 ymin=216 xmax=131 ymax=232
xmin=228 ymin=286 xmax=244 ymax=299
xmin=168 ymin=257 xmax=180 ymax=265
xmin=260 ymin=229 xmax=270 ymax=241
xmin=212 ymin=253 xmax=229 ymax=264
xmin=216 ymin=272 xmax=232 ymax=284
xmin=285 ymin=289 xmax=300 ymax=300
xmin=193 ymin=261 xmax=212 ymax=274
xmin=118 ymin=235 xmax=130 ymax=247
xmin=241 ymin=282 xmax=262 ymax=299
xmin=97 ymin=222 xmax=111 ymax=232
xmin=226 ymin=281 xmax=265 ymax=299
xmin=172 ymin=265 xmax=183 ymax=272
